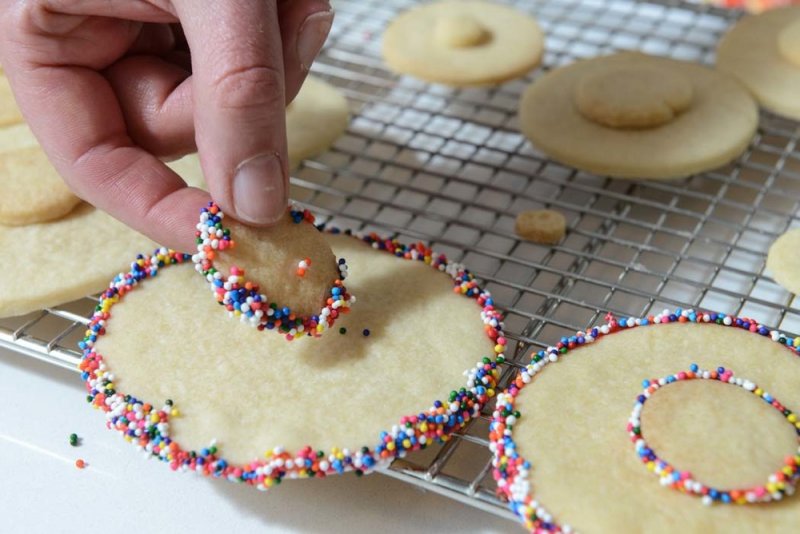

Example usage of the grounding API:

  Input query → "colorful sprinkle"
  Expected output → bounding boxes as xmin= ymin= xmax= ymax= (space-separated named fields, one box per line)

xmin=362 ymin=328 xmax=370 ymax=337
xmin=296 ymin=257 xmax=311 ymax=277
xmin=69 ymin=433 xmax=79 ymax=447
xmin=80 ymin=231 xmax=505 ymax=490
xmin=629 ymin=365 xmax=800 ymax=506
xmin=191 ymin=202 xmax=355 ymax=341
xmin=490 ymin=309 xmax=800 ymax=533
xmin=339 ymin=327 xmax=347 ymax=335
xmin=75 ymin=459 xmax=86 ymax=469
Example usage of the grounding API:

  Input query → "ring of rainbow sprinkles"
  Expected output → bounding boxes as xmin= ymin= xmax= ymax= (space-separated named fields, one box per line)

xmin=490 ymin=309 xmax=800 ymax=533
xmin=629 ymin=364 xmax=800 ymax=506
xmin=78 ymin=204 xmax=506 ymax=488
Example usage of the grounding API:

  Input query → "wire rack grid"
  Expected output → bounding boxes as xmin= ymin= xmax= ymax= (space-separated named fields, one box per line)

xmin=2 ymin=0 xmax=800 ymax=524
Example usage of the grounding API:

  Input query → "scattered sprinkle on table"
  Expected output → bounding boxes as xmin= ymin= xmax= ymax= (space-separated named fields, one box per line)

xmin=69 ymin=433 xmax=79 ymax=446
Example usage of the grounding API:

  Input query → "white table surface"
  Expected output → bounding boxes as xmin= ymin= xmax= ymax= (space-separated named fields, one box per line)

xmin=0 ymin=348 xmax=516 ymax=533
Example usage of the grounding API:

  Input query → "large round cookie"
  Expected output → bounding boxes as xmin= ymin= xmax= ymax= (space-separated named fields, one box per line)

xmin=81 ymin=233 xmax=503 ymax=486
xmin=519 ymin=52 xmax=758 ymax=179
xmin=767 ymin=228 xmax=800 ymax=295
xmin=492 ymin=311 xmax=800 ymax=533
xmin=287 ymin=76 xmax=349 ymax=170
xmin=382 ymin=1 xmax=544 ymax=86
xmin=0 ymin=123 xmax=81 ymax=225
xmin=717 ymin=7 xmax=800 ymax=120
xmin=0 ymin=154 xmax=205 ymax=318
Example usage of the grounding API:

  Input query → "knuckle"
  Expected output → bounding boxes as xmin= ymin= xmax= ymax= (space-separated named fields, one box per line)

xmin=210 ymin=64 xmax=283 ymax=111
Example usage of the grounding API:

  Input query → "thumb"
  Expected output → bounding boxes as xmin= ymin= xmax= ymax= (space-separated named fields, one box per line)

xmin=175 ymin=0 xmax=288 ymax=225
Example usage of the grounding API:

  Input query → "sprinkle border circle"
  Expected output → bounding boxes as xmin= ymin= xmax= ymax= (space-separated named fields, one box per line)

xmin=490 ymin=309 xmax=800 ymax=533
xmin=80 ymin=229 xmax=505 ymax=489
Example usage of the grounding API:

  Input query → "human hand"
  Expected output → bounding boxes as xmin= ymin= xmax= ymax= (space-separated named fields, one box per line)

xmin=0 ymin=0 xmax=334 ymax=252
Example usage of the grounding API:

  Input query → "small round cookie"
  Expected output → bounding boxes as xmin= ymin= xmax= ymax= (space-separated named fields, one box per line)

xmin=382 ymin=1 xmax=544 ymax=86
xmin=210 ymin=213 xmax=340 ymax=318
xmin=515 ymin=210 xmax=566 ymax=245
xmin=767 ymin=228 xmax=800 ymax=295
xmin=287 ymin=76 xmax=349 ymax=170
xmin=491 ymin=311 xmax=800 ymax=533
xmin=81 ymin=232 xmax=504 ymax=488
xmin=0 ymin=71 xmax=24 ymax=127
xmin=0 ymin=154 xmax=206 ymax=318
xmin=0 ymin=125 xmax=81 ymax=225
xmin=519 ymin=52 xmax=758 ymax=179
xmin=717 ymin=7 xmax=800 ymax=120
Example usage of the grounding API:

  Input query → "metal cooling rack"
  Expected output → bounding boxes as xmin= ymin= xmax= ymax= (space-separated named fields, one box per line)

xmin=2 ymin=0 xmax=800 ymax=524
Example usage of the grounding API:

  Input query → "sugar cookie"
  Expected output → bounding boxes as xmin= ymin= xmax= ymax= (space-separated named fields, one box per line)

xmin=492 ymin=311 xmax=800 ymax=533
xmin=767 ymin=228 xmax=800 ymax=295
xmin=194 ymin=203 xmax=347 ymax=332
xmin=287 ymin=76 xmax=349 ymax=170
xmin=382 ymin=1 xmax=544 ymax=86
xmin=82 ymin=233 xmax=503 ymax=488
xmin=519 ymin=52 xmax=758 ymax=179
xmin=717 ymin=7 xmax=800 ymax=120
xmin=0 ymin=71 xmax=23 ymax=127
xmin=514 ymin=210 xmax=566 ymax=245
xmin=0 ymin=154 xmax=206 ymax=318
xmin=0 ymin=124 xmax=81 ymax=225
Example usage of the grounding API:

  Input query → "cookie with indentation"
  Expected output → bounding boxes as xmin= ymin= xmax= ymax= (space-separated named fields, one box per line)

xmin=767 ymin=228 xmax=800 ymax=295
xmin=717 ymin=7 xmax=800 ymax=120
xmin=519 ymin=52 xmax=758 ymax=179
xmin=287 ymin=76 xmax=349 ymax=170
xmin=382 ymin=0 xmax=544 ymax=86
xmin=0 ymin=124 xmax=81 ymax=225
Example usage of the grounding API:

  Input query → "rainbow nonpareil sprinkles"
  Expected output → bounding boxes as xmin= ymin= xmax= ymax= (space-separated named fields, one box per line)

xmin=629 ymin=364 xmax=800 ymax=506
xmin=79 ymin=232 xmax=505 ymax=490
xmin=192 ymin=202 xmax=354 ymax=341
xmin=490 ymin=309 xmax=800 ymax=534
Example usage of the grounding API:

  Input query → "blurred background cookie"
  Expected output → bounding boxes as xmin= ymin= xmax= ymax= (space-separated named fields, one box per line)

xmin=717 ymin=6 xmax=800 ymax=120
xmin=519 ymin=52 xmax=758 ymax=179
xmin=382 ymin=0 xmax=544 ymax=86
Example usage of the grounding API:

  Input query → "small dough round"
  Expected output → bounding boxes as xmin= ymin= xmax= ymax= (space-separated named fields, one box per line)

xmin=0 ymin=126 xmax=82 ymax=225
xmin=215 ymin=215 xmax=339 ymax=317
xmin=382 ymin=1 xmax=544 ymax=86
xmin=514 ymin=209 xmax=566 ymax=245
xmin=94 ymin=234 xmax=494 ymax=465
xmin=0 ymin=154 xmax=206 ymax=318
xmin=717 ymin=7 xmax=800 ymax=120
xmin=767 ymin=228 xmax=800 ymax=295
xmin=286 ymin=76 xmax=349 ymax=170
xmin=575 ymin=66 xmax=693 ymax=129
xmin=0 ymin=72 xmax=24 ymax=127
xmin=519 ymin=52 xmax=758 ymax=179
xmin=510 ymin=322 xmax=800 ymax=532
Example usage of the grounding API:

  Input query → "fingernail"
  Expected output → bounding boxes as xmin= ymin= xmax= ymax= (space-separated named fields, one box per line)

xmin=233 ymin=153 xmax=286 ymax=224
xmin=297 ymin=10 xmax=334 ymax=72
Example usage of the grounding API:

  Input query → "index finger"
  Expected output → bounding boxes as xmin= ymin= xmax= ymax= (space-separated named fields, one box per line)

xmin=173 ymin=0 xmax=289 ymax=226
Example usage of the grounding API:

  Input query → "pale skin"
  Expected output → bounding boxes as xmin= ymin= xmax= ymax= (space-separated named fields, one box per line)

xmin=0 ymin=0 xmax=334 ymax=252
